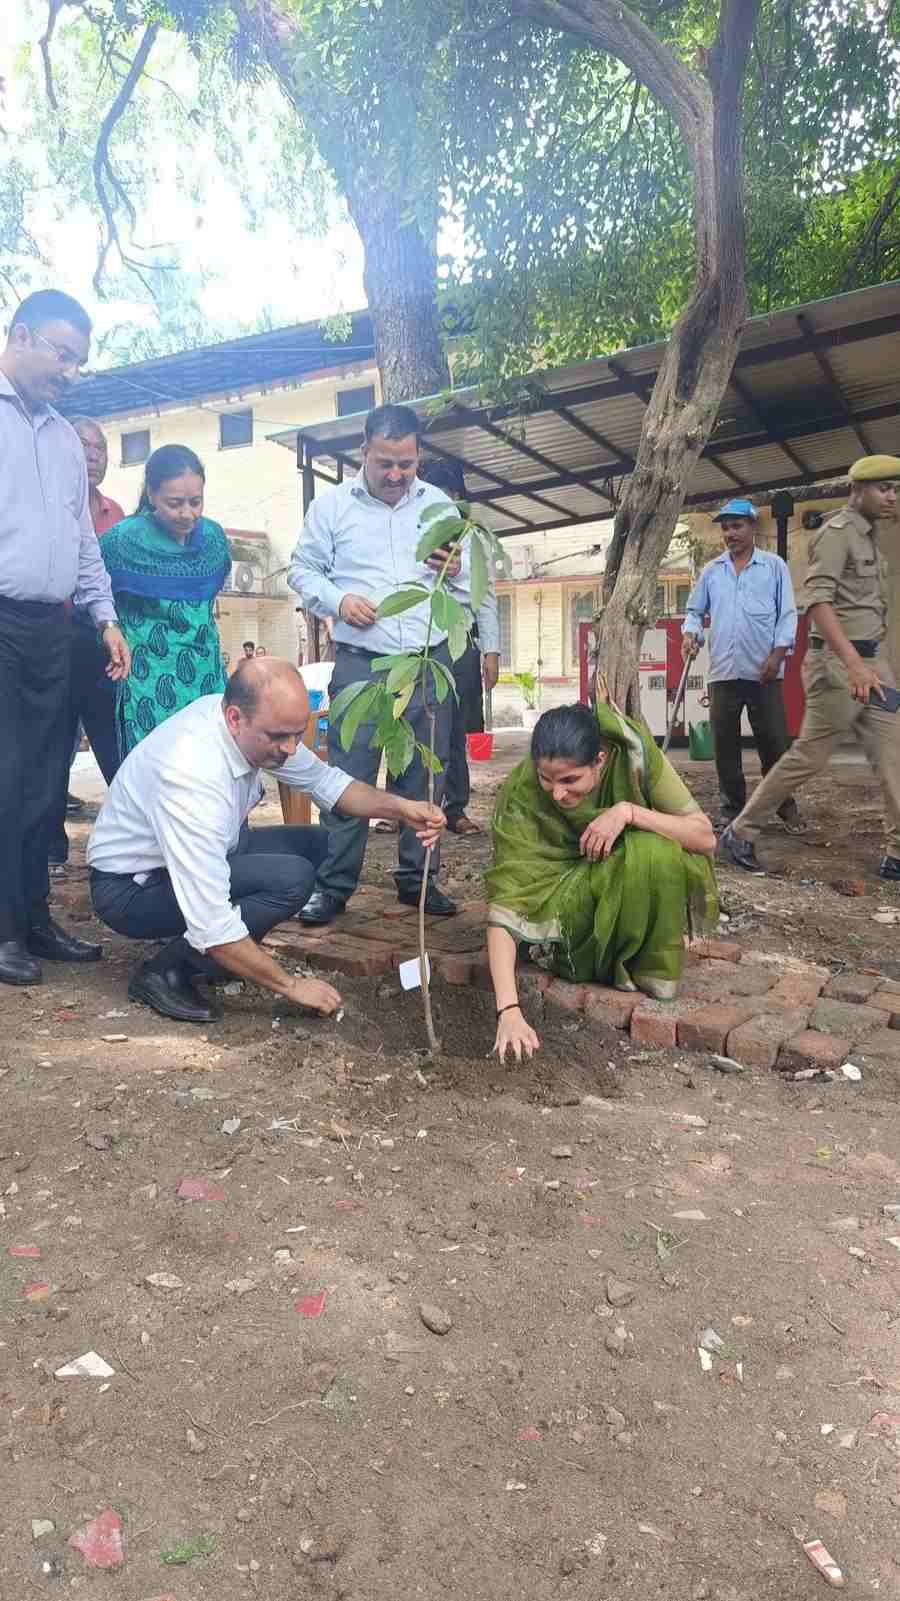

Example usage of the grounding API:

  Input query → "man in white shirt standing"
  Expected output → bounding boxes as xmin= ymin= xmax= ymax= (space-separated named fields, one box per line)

xmin=289 ymin=404 xmax=472 ymax=925
xmin=87 ymin=658 xmax=445 ymax=1023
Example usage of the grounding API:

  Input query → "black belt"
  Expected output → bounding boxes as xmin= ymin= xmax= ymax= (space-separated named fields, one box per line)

xmin=810 ymin=637 xmax=880 ymax=657
xmin=338 ymin=641 xmax=448 ymax=661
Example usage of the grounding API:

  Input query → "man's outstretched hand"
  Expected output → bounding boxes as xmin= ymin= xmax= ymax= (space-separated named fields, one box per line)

xmin=400 ymin=802 xmax=446 ymax=849
xmin=284 ymin=975 xmax=343 ymax=1014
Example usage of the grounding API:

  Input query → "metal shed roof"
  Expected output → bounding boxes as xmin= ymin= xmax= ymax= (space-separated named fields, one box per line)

xmin=58 ymin=311 xmax=376 ymax=423
xmin=270 ymin=280 xmax=900 ymax=534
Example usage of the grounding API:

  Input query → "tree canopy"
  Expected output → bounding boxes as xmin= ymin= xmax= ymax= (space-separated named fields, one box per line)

xmin=445 ymin=0 xmax=900 ymax=384
xmin=6 ymin=1 xmax=898 ymax=378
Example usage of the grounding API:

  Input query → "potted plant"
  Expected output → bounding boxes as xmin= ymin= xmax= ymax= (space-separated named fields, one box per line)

xmin=514 ymin=670 xmax=540 ymax=731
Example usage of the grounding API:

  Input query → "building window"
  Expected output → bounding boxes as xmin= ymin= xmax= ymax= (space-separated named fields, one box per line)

xmin=219 ymin=409 xmax=253 ymax=449
xmin=570 ymin=589 xmax=597 ymax=669
xmin=654 ymin=584 xmax=666 ymax=618
xmin=121 ymin=428 xmax=150 ymax=466
xmin=336 ymin=384 xmax=376 ymax=418
xmin=675 ymin=582 xmax=691 ymax=614
xmin=497 ymin=593 xmax=513 ymax=669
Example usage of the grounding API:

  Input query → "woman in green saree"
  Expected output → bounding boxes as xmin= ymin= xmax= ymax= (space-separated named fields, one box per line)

xmin=486 ymin=698 xmax=718 ymax=1062
xmin=101 ymin=445 xmax=231 ymax=759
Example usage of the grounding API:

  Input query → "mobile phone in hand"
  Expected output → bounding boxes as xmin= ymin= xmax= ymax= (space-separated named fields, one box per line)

xmin=875 ymin=685 xmax=900 ymax=712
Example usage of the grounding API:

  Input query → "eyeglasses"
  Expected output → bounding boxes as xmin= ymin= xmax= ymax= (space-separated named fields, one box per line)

xmin=32 ymin=330 xmax=89 ymax=377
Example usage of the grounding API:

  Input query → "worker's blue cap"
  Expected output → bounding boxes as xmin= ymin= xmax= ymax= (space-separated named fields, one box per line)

xmin=712 ymin=497 xmax=758 ymax=522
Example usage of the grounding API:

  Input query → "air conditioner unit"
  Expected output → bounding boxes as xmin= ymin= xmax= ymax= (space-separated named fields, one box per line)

xmin=508 ymin=544 xmax=536 ymax=580
xmin=234 ymin=563 xmax=256 ymax=593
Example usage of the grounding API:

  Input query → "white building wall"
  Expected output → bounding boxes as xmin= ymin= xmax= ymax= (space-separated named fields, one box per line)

xmin=97 ymin=365 xmax=380 ymax=575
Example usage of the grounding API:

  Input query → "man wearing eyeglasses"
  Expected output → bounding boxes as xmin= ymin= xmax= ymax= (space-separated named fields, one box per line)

xmin=0 ymin=289 xmax=131 ymax=988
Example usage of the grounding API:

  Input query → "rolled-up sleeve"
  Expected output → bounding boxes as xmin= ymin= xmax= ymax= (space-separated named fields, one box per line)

xmin=72 ymin=459 xmax=117 ymax=626
xmin=683 ymin=569 xmax=710 ymax=640
xmin=288 ymin=498 xmax=346 ymax=620
xmin=802 ymin=527 xmax=847 ymax=609
xmin=147 ymin=769 xmax=248 ymax=953
xmin=270 ymin=743 xmax=354 ymax=814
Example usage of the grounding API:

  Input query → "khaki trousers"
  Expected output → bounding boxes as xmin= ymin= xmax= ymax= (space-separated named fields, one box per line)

xmin=732 ymin=643 xmax=900 ymax=858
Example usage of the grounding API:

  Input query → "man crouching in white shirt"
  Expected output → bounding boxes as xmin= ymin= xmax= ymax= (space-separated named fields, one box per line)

xmin=87 ymin=658 xmax=445 ymax=1023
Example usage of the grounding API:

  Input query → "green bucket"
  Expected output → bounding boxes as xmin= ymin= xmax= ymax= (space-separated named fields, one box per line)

xmin=688 ymin=720 xmax=714 ymax=761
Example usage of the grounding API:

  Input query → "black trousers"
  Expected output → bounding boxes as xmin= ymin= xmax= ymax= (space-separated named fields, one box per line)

xmin=90 ymin=824 xmax=328 ymax=976
xmin=444 ymin=641 xmax=484 ymax=824
xmin=317 ymin=642 xmax=453 ymax=901
xmin=708 ymin=678 xmax=794 ymax=819
xmin=0 ymin=597 xmax=71 ymax=940
xmin=48 ymin=622 xmax=121 ymax=864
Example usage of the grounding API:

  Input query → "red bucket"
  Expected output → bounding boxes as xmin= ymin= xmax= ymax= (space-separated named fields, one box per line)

xmin=467 ymin=732 xmax=494 ymax=762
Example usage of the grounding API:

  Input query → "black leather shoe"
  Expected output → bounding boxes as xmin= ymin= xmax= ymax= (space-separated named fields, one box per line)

xmin=27 ymin=919 xmax=101 ymax=962
xmin=0 ymin=939 xmax=41 ymax=986
xmin=398 ymin=884 xmax=458 ymax=917
xmin=719 ymin=826 xmax=762 ymax=872
xmin=880 ymin=856 xmax=900 ymax=881
xmin=128 ymin=963 xmax=215 ymax=1023
xmin=299 ymin=890 xmax=346 ymax=926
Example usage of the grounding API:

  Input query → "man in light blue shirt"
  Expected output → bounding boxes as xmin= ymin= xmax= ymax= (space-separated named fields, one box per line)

xmin=289 ymin=403 xmax=474 ymax=923
xmin=682 ymin=498 xmax=799 ymax=828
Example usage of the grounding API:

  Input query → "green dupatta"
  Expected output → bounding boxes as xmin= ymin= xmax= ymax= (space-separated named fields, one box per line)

xmin=485 ymin=700 xmax=718 ymax=999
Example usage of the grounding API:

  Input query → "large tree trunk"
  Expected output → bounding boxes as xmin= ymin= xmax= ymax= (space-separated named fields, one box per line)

xmin=517 ymin=0 xmax=761 ymax=715
xmin=230 ymin=0 xmax=450 ymax=405
xmin=347 ymin=191 xmax=450 ymax=402
xmin=596 ymin=280 xmax=745 ymax=712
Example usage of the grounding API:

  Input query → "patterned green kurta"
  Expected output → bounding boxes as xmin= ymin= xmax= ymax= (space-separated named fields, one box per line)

xmin=100 ymin=512 xmax=231 ymax=758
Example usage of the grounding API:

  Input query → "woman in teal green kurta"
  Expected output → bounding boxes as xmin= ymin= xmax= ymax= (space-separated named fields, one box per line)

xmin=101 ymin=445 xmax=231 ymax=759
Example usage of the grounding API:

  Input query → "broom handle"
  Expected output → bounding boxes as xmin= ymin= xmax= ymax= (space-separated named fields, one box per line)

xmin=662 ymin=654 xmax=692 ymax=755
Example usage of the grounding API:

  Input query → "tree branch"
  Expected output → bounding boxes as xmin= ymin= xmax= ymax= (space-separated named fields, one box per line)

xmin=39 ymin=0 xmax=75 ymax=117
xmin=91 ymin=21 xmax=159 ymax=294
xmin=508 ymin=0 xmax=706 ymax=146
xmin=842 ymin=163 xmax=900 ymax=289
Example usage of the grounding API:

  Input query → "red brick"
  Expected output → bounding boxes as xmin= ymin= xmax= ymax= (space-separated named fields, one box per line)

xmin=677 ymin=1003 xmax=757 ymax=1054
xmin=681 ymin=963 xmax=774 ymax=1001
xmin=867 ymin=991 xmax=900 ymax=1025
xmin=520 ymin=969 xmax=553 ymax=997
xmin=545 ymin=978 xmax=588 ymax=1014
xmin=742 ymin=951 xmax=830 ymax=985
xmin=470 ymin=950 xmax=494 ymax=990
xmin=302 ymin=935 xmax=394 ymax=977
xmin=584 ymin=987 xmax=639 ymax=1031
xmin=767 ymin=974 xmax=826 ymax=1008
xmin=434 ymin=953 xmax=474 ymax=985
xmin=631 ymin=999 xmax=680 ymax=1048
xmin=858 ymin=1027 xmax=900 ymax=1062
xmin=822 ymin=972 xmax=881 ymax=1004
xmin=777 ymin=1030 xmax=851 ymax=1073
xmin=726 ymin=1012 xmax=798 ymax=1070
xmin=810 ymin=997 xmax=892 ymax=1042
xmin=689 ymin=938 xmax=742 ymax=963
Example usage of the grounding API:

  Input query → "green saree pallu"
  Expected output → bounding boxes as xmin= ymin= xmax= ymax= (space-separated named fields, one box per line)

xmin=101 ymin=512 xmax=231 ymax=759
xmin=485 ymin=701 xmax=719 ymax=999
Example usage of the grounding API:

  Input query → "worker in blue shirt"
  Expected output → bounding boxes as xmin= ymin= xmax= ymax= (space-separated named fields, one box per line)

xmin=682 ymin=498 xmax=799 ymax=829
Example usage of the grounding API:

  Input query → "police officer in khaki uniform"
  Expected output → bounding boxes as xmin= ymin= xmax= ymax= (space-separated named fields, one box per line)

xmin=720 ymin=454 xmax=900 ymax=878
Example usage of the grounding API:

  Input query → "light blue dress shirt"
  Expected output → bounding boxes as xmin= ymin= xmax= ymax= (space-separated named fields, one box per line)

xmin=0 ymin=374 xmax=117 ymax=625
xmin=683 ymin=547 xmax=797 ymax=683
xmin=288 ymin=471 xmax=499 ymax=657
